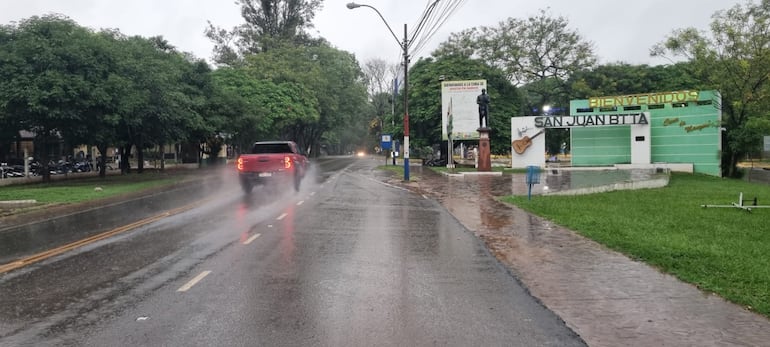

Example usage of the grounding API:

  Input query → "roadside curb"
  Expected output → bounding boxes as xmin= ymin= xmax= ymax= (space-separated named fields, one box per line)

xmin=0 ymin=200 xmax=38 ymax=209
xmin=0 ymin=199 xmax=37 ymax=205
xmin=441 ymin=171 xmax=503 ymax=178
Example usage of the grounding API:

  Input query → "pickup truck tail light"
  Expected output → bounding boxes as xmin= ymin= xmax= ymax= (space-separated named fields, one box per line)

xmin=237 ymin=157 xmax=244 ymax=171
xmin=284 ymin=156 xmax=292 ymax=169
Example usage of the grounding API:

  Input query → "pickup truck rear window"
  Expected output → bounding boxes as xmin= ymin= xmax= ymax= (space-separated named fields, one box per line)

xmin=250 ymin=143 xmax=293 ymax=154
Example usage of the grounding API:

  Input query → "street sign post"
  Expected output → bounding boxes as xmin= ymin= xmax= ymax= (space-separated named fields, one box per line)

xmin=381 ymin=134 xmax=392 ymax=165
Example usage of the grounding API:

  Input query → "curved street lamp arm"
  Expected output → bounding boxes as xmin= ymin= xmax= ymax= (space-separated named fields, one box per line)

xmin=347 ymin=2 xmax=402 ymax=47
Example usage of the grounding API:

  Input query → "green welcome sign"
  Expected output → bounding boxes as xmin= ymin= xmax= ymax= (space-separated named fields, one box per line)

xmin=565 ymin=90 xmax=722 ymax=176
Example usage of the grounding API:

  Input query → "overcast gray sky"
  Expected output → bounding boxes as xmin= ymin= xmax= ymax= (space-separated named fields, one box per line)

xmin=0 ymin=0 xmax=745 ymax=66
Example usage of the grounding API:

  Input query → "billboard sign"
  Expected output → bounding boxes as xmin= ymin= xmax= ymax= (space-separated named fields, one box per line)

xmin=441 ymin=79 xmax=487 ymax=140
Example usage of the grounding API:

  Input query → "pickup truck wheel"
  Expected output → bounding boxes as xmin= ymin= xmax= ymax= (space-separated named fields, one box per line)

xmin=293 ymin=172 xmax=301 ymax=192
xmin=241 ymin=181 xmax=253 ymax=194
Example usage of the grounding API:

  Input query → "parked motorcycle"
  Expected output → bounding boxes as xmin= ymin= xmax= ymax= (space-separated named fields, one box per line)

xmin=73 ymin=160 xmax=93 ymax=172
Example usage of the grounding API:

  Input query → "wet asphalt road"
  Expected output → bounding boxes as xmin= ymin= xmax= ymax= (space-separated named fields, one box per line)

xmin=0 ymin=156 xmax=584 ymax=346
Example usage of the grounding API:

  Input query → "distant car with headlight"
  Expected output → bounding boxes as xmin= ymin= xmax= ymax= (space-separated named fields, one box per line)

xmin=236 ymin=141 xmax=308 ymax=193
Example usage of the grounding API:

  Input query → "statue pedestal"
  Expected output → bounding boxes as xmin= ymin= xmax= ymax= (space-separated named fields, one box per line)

xmin=478 ymin=127 xmax=491 ymax=172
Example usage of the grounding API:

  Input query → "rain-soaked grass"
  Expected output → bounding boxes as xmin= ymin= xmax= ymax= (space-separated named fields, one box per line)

xmin=502 ymin=172 xmax=770 ymax=318
xmin=377 ymin=165 xmax=422 ymax=180
xmin=378 ymin=164 xmax=405 ymax=175
xmin=0 ymin=172 xmax=188 ymax=204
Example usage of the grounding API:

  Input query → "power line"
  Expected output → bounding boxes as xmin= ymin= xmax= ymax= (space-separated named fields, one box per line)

xmin=366 ymin=0 xmax=467 ymax=92
xmin=410 ymin=0 xmax=468 ymax=58
xmin=409 ymin=0 xmax=440 ymax=47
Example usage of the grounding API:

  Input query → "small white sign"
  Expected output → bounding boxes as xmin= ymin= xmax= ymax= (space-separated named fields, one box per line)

xmin=764 ymin=136 xmax=770 ymax=151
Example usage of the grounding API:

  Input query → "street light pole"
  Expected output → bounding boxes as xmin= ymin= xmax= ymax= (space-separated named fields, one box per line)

xmin=402 ymin=23 xmax=410 ymax=181
xmin=347 ymin=2 xmax=410 ymax=181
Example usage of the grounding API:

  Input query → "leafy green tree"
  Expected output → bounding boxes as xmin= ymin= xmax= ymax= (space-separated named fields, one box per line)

xmin=435 ymin=9 xmax=596 ymax=116
xmin=64 ymin=30 xmax=125 ymax=177
xmin=165 ymin=57 xmax=221 ymax=167
xmin=307 ymin=45 xmax=369 ymax=155
xmin=206 ymin=0 xmax=323 ymax=65
xmin=207 ymin=0 xmax=369 ymax=155
xmin=143 ymin=39 xmax=206 ymax=171
xmin=211 ymin=67 xmax=273 ymax=152
xmin=247 ymin=55 xmax=321 ymax=150
xmin=109 ymin=35 xmax=207 ymax=173
xmin=0 ymin=24 xmax=20 ymax=162
xmin=212 ymin=64 xmax=322 ymax=154
xmin=243 ymin=43 xmax=368 ymax=156
xmin=0 ymin=15 xmax=258 ymax=175
xmin=0 ymin=26 xmax=15 ymax=162
xmin=112 ymin=36 xmax=161 ymax=172
xmin=0 ymin=15 xmax=115 ymax=180
xmin=407 ymin=55 xmax=522 ymax=155
xmin=0 ymin=110 xmax=19 ymax=164
xmin=652 ymin=0 xmax=770 ymax=177
xmin=569 ymin=62 xmax=703 ymax=99
xmin=431 ymin=27 xmax=478 ymax=59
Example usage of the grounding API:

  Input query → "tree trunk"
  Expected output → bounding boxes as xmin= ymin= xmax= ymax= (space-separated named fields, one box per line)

xmin=97 ymin=143 xmax=108 ymax=178
xmin=730 ymin=153 xmax=736 ymax=178
xmin=136 ymin=133 xmax=144 ymax=173
xmin=38 ymin=131 xmax=51 ymax=183
xmin=137 ymin=148 xmax=144 ymax=174
xmin=160 ymin=142 xmax=166 ymax=170
xmin=121 ymin=145 xmax=132 ymax=174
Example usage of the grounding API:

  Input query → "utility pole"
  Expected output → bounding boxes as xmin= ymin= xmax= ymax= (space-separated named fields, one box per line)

xmin=347 ymin=1 xmax=442 ymax=181
xmin=402 ymin=23 xmax=410 ymax=181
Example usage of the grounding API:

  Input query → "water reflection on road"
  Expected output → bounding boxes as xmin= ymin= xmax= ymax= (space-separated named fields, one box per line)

xmin=407 ymin=166 xmax=770 ymax=347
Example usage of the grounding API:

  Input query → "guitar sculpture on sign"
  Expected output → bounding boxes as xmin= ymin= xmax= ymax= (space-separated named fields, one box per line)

xmin=512 ymin=130 xmax=544 ymax=154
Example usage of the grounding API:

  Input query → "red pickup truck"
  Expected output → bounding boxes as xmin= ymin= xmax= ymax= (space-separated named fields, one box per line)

xmin=236 ymin=141 xmax=308 ymax=193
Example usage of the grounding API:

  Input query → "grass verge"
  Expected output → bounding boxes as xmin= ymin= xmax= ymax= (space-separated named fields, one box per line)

xmin=502 ymin=172 xmax=770 ymax=317
xmin=0 ymin=172 xmax=189 ymax=205
xmin=378 ymin=165 xmax=404 ymax=176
